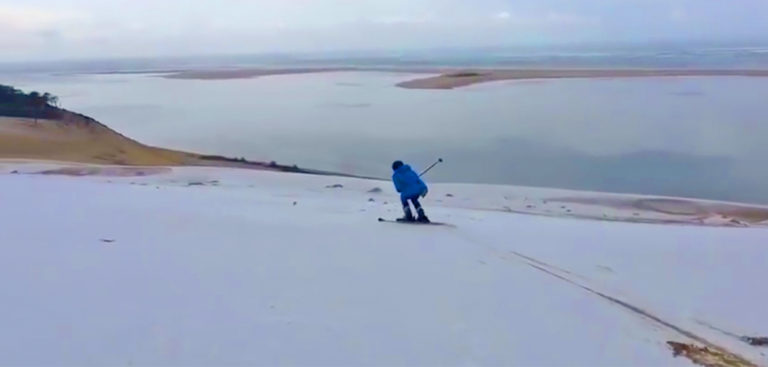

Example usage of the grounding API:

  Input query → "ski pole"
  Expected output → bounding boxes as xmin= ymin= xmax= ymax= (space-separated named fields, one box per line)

xmin=419 ymin=158 xmax=443 ymax=177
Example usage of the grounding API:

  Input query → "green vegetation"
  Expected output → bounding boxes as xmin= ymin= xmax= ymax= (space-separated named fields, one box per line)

xmin=445 ymin=71 xmax=484 ymax=78
xmin=0 ymin=84 xmax=60 ymax=122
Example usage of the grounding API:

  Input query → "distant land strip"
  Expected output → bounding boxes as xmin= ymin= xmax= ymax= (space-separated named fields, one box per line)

xmin=395 ymin=69 xmax=768 ymax=89
xmin=157 ymin=67 xmax=768 ymax=89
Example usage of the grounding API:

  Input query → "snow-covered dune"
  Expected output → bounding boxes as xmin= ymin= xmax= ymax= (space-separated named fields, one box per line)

xmin=1 ymin=164 xmax=766 ymax=366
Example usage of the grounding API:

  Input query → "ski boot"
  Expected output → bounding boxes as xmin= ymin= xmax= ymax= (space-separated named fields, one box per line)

xmin=416 ymin=208 xmax=431 ymax=223
xmin=397 ymin=206 xmax=416 ymax=222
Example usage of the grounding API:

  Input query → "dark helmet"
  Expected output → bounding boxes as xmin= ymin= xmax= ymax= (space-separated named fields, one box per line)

xmin=392 ymin=160 xmax=404 ymax=171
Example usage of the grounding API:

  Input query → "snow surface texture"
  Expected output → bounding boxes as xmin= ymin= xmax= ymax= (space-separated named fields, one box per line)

xmin=1 ymin=163 xmax=766 ymax=366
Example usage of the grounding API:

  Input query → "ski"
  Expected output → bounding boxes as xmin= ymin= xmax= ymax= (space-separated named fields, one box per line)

xmin=377 ymin=218 xmax=454 ymax=227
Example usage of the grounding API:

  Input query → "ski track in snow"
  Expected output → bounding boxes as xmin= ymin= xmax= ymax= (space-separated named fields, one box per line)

xmin=448 ymin=226 xmax=763 ymax=366
xmin=493 ymin=247 xmax=753 ymax=365
xmin=1 ymin=164 xmax=767 ymax=366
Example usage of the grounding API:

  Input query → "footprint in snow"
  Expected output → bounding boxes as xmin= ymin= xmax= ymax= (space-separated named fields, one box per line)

xmin=596 ymin=265 xmax=614 ymax=274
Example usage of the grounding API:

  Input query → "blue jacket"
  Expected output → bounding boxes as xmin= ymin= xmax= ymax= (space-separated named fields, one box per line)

xmin=392 ymin=164 xmax=428 ymax=198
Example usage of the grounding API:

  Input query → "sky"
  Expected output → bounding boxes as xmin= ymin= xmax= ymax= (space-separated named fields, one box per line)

xmin=1 ymin=0 xmax=767 ymax=61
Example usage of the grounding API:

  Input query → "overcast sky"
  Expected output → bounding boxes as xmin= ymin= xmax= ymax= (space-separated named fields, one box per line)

xmin=1 ymin=0 xmax=767 ymax=61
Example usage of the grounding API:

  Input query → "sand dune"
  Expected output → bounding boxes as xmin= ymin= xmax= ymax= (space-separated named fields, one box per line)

xmin=0 ymin=112 xmax=347 ymax=174
xmin=0 ymin=113 xmax=198 ymax=166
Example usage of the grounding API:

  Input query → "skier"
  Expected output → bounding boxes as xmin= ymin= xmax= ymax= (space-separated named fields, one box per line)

xmin=391 ymin=160 xmax=430 ymax=223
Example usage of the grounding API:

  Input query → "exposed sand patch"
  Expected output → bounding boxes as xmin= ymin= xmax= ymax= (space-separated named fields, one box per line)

xmin=667 ymin=342 xmax=757 ymax=367
xmin=635 ymin=198 xmax=707 ymax=215
xmin=396 ymin=69 xmax=768 ymax=89
xmin=551 ymin=196 xmax=768 ymax=227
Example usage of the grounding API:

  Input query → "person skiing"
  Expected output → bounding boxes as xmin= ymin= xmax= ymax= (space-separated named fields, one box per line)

xmin=391 ymin=160 xmax=430 ymax=223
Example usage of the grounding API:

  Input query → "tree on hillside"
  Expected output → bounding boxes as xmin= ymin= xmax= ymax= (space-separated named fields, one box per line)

xmin=0 ymin=84 xmax=59 ymax=121
xmin=44 ymin=93 xmax=59 ymax=107
xmin=28 ymin=92 xmax=46 ymax=124
xmin=0 ymin=85 xmax=20 ymax=100
xmin=0 ymin=85 xmax=24 ymax=106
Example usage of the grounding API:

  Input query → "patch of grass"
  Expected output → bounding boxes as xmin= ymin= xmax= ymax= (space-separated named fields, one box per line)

xmin=445 ymin=71 xmax=484 ymax=78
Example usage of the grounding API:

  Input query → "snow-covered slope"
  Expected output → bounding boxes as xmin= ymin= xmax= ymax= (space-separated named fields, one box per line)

xmin=1 ymin=164 xmax=766 ymax=366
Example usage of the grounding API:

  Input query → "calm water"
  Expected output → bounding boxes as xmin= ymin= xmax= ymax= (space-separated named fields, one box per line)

xmin=6 ymin=72 xmax=768 ymax=204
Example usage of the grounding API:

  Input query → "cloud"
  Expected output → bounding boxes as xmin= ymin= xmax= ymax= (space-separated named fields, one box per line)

xmin=544 ymin=13 xmax=599 ymax=27
xmin=372 ymin=15 xmax=436 ymax=25
xmin=669 ymin=8 xmax=689 ymax=22
xmin=0 ymin=5 xmax=86 ymax=32
xmin=1 ymin=0 xmax=767 ymax=61
xmin=492 ymin=10 xmax=598 ymax=28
